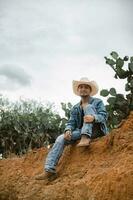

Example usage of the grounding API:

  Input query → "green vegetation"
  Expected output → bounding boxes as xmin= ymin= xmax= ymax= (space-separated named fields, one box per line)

xmin=100 ymin=51 xmax=133 ymax=130
xmin=0 ymin=95 xmax=71 ymax=157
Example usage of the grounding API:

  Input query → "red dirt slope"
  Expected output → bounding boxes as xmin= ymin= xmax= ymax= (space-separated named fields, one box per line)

xmin=0 ymin=112 xmax=133 ymax=200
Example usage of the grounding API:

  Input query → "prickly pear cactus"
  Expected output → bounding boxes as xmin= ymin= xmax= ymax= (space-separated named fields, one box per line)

xmin=101 ymin=51 xmax=133 ymax=130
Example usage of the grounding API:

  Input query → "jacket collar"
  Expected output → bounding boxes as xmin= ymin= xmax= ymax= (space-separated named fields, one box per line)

xmin=80 ymin=96 xmax=93 ymax=106
xmin=75 ymin=96 xmax=94 ymax=109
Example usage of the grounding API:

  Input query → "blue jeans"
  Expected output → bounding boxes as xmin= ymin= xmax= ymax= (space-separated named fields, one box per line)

xmin=45 ymin=104 xmax=102 ymax=172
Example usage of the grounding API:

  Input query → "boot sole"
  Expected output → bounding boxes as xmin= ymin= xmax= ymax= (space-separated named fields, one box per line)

xmin=77 ymin=143 xmax=90 ymax=147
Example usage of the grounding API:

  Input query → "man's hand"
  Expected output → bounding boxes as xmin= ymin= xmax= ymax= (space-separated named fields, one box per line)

xmin=84 ymin=115 xmax=95 ymax=123
xmin=64 ymin=130 xmax=72 ymax=141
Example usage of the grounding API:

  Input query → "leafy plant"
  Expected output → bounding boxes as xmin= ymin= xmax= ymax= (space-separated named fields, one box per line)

xmin=0 ymin=96 xmax=71 ymax=157
xmin=101 ymin=51 xmax=133 ymax=130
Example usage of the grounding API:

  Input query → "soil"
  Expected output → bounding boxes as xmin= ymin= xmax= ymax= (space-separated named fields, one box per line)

xmin=0 ymin=112 xmax=133 ymax=200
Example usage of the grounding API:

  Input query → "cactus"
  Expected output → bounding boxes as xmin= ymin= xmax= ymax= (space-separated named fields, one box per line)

xmin=100 ymin=51 xmax=133 ymax=130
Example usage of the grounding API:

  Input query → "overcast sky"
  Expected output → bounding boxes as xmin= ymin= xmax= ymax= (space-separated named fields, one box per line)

xmin=0 ymin=0 xmax=133 ymax=112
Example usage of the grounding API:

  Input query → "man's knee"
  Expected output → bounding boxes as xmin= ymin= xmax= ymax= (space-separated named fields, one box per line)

xmin=84 ymin=104 xmax=95 ymax=110
xmin=55 ymin=134 xmax=64 ymax=143
xmin=84 ymin=104 xmax=96 ymax=115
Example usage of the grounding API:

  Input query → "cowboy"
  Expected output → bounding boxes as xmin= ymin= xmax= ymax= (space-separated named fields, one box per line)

xmin=35 ymin=77 xmax=108 ymax=181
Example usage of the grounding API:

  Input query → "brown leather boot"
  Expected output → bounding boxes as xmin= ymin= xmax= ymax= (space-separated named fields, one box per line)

xmin=34 ymin=171 xmax=57 ymax=181
xmin=77 ymin=135 xmax=91 ymax=147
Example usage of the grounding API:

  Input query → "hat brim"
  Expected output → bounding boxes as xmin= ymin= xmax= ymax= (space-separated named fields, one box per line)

xmin=72 ymin=80 xmax=99 ymax=96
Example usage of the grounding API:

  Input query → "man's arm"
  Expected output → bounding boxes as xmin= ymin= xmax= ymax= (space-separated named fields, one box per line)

xmin=93 ymin=99 xmax=108 ymax=123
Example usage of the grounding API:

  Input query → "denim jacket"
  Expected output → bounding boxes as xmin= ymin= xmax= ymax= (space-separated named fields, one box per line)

xmin=65 ymin=97 xmax=108 ymax=135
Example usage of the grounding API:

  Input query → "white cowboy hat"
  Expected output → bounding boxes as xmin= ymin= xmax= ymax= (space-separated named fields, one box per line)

xmin=72 ymin=77 xmax=99 ymax=96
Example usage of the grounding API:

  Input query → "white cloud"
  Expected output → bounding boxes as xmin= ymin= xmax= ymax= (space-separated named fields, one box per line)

xmin=0 ymin=64 xmax=32 ymax=90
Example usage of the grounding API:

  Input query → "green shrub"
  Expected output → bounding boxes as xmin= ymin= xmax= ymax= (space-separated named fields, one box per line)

xmin=0 ymin=96 xmax=71 ymax=157
xmin=100 ymin=51 xmax=133 ymax=130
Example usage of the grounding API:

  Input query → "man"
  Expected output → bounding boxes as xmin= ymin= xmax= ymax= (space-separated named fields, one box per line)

xmin=35 ymin=77 xmax=108 ymax=181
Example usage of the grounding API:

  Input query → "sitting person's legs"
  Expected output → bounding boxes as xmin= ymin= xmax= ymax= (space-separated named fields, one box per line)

xmin=82 ymin=104 xmax=96 ymax=136
xmin=45 ymin=128 xmax=81 ymax=172
xmin=77 ymin=104 xmax=96 ymax=146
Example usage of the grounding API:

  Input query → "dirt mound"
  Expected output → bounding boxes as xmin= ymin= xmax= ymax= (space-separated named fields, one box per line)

xmin=0 ymin=112 xmax=133 ymax=200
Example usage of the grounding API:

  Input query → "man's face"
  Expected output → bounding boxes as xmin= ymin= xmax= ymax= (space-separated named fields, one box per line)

xmin=77 ymin=84 xmax=91 ymax=97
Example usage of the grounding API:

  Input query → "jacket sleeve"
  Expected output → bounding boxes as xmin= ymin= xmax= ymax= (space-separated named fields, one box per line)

xmin=64 ymin=107 xmax=76 ymax=132
xmin=93 ymin=100 xmax=108 ymax=123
